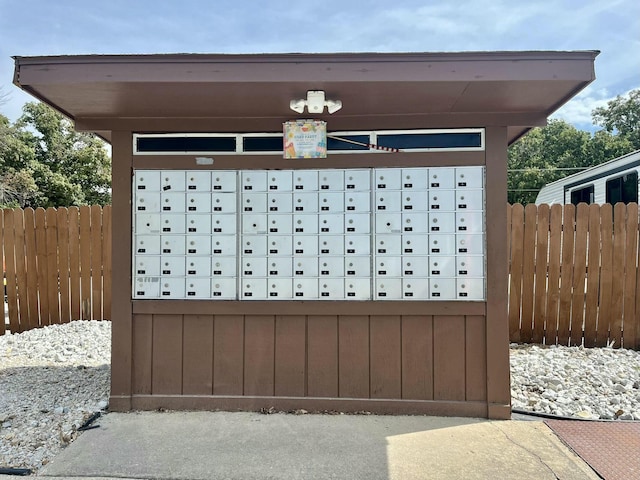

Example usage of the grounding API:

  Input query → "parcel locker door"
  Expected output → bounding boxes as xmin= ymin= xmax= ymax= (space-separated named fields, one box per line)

xmin=429 ymin=279 xmax=456 ymax=300
xmin=375 ymin=279 xmax=402 ymax=299
xmin=428 ymin=168 xmax=454 ymax=189
xmin=319 ymin=257 xmax=345 ymax=277
xmin=345 ymin=213 xmax=370 ymax=234
xmin=135 ymin=235 xmax=161 ymax=255
xmin=242 ymin=193 xmax=267 ymax=213
xmin=136 ymin=214 xmax=161 ymax=234
xmin=376 ymin=256 xmax=402 ymax=277
xmin=186 ymin=193 xmax=212 ymax=213
xmin=319 ymin=236 xmax=345 ymax=255
xmin=457 ymin=279 xmax=485 ymax=300
xmin=429 ymin=256 xmax=455 ymax=277
xmin=402 ymin=257 xmax=429 ymax=277
xmin=135 ymin=256 xmax=161 ymax=276
xmin=374 ymin=168 xmax=401 ymax=190
xmin=241 ymin=171 xmax=268 ymax=191
xmin=402 ymin=234 xmax=428 ymax=255
xmin=242 ymin=214 xmax=268 ymax=235
xmin=161 ymin=257 xmax=186 ymax=276
xmin=429 ymin=235 xmax=456 ymax=255
xmin=344 ymin=170 xmax=370 ymax=191
xmin=186 ymin=235 xmax=211 ymax=255
xmin=186 ymin=278 xmax=211 ymax=298
xmin=455 ymin=167 xmax=484 ymax=189
xmin=211 ymin=171 xmax=237 ymax=192
xmin=456 ymin=256 xmax=484 ymax=277
xmin=428 ymin=190 xmax=455 ymax=211
xmin=375 ymin=235 xmax=402 ymax=255
xmin=268 ymin=279 xmax=293 ymax=299
xmin=456 ymin=234 xmax=485 ymax=255
xmin=319 ymin=279 xmax=345 ymax=299
xmin=160 ymin=214 xmax=186 ymax=234
xmin=242 ymin=236 xmax=267 ymax=256
xmin=293 ymin=236 xmax=318 ymax=256
xmin=134 ymin=276 xmax=160 ymax=298
xmin=344 ymin=192 xmax=371 ymax=212
xmin=211 ymin=278 xmax=237 ymax=299
xmin=344 ymin=235 xmax=370 ymax=255
xmin=456 ymin=212 xmax=484 ymax=233
xmin=293 ymin=170 xmax=318 ymax=191
xmin=455 ymin=190 xmax=484 ymax=211
xmin=186 ymin=258 xmax=212 ymax=276
xmin=318 ymin=170 xmax=344 ymax=190
xmin=134 ymin=170 xmax=161 ymax=192
xmin=401 ymin=168 xmax=429 ymax=190
xmin=294 ymin=279 xmax=319 ymax=299
xmin=293 ymin=214 xmax=318 ymax=234
xmin=375 ymin=213 xmax=402 ymax=234
xmin=268 ymin=215 xmax=293 ymax=234
xmin=319 ymin=213 xmax=344 ymax=234
xmin=212 ymin=236 xmax=238 ymax=256
xmin=318 ymin=192 xmax=344 ymax=212
xmin=160 ymin=171 xmax=186 ymax=192
xmin=402 ymin=279 xmax=429 ymax=299
xmin=268 ymin=257 xmax=292 ymax=277
xmin=161 ymin=192 xmax=186 ymax=213
xmin=241 ymin=258 xmax=268 ymax=277
xmin=242 ymin=279 xmax=267 ymax=299
xmin=428 ymin=212 xmax=455 ymax=233
xmin=187 ymin=214 xmax=212 ymax=234
xmin=268 ymin=193 xmax=293 ymax=213
xmin=293 ymin=257 xmax=318 ymax=276
xmin=186 ymin=171 xmax=212 ymax=191
xmin=345 ymin=257 xmax=370 ymax=277
xmin=212 ymin=193 xmax=237 ymax=213
xmin=160 ymin=278 xmax=186 ymax=298
xmin=375 ymin=191 xmax=402 ymax=212
xmin=212 ymin=257 xmax=237 ymax=277
xmin=293 ymin=192 xmax=318 ymax=213
xmin=401 ymin=213 xmax=428 ymax=233
xmin=345 ymin=279 xmax=371 ymax=300
xmin=402 ymin=191 xmax=428 ymax=211
xmin=267 ymin=171 xmax=293 ymax=191
xmin=161 ymin=235 xmax=186 ymax=255
xmin=267 ymin=235 xmax=293 ymax=255
xmin=135 ymin=192 xmax=160 ymax=212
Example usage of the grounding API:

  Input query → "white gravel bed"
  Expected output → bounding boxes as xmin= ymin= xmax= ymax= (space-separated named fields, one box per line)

xmin=1 ymin=320 xmax=640 ymax=473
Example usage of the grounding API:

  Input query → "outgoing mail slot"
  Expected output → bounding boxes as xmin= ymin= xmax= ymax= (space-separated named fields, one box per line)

xmin=186 ymin=235 xmax=211 ymax=255
xmin=161 ymin=171 xmax=186 ymax=192
xmin=456 ymin=256 xmax=485 ymax=277
xmin=456 ymin=212 xmax=484 ymax=233
xmin=318 ymin=170 xmax=344 ymax=190
xmin=292 ymin=192 xmax=318 ymax=212
xmin=375 ymin=191 xmax=401 ymax=212
xmin=267 ymin=235 xmax=293 ymax=255
xmin=293 ymin=257 xmax=318 ymax=276
xmin=185 ymin=278 xmax=211 ymax=298
xmin=242 ymin=214 xmax=268 ymax=234
xmin=319 ymin=257 xmax=345 ymax=277
xmin=429 ymin=279 xmax=456 ymax=300
xmin=428 ymin=213 xmax=455 ymax=233
xmin=186 ymin=258 xmax=212 ymax=277
xmin=402 ymin=191 xmax=428 ymax=211
xmin=345 ymin=256 xmax=370 ymax=277
xmin=161 ymin=235 xmax=186 ymax=255
xmin=135 ymin=235 xmax=160 ymax=255
xmin=344 ymin=235 xmax=370 ymax=255
xmin=268 ymin=257 xmax=293 ymax=277
xmin=319 ymin=279 xmax=344 ymax=299
xmin=319 ymin=235 xmax=345 ymax=255
xmin=428 ymin=190 xmax=455 ymax=211
xmin=242 ymin=258 xmax=268 ymax=277
xmin=268 ymin=215 xmax=292 ymax=234
xmin=211 ymin=278 xmax=237 ymax=299
xmin=242 ymin=236 xmax=267 ymax=256
xmin=160 ymin=214 xmax=186 ymax=234
xmin=187 ymin=214 xmax=212 ymax=234
xmin=428 ymin=168 xmax=454 ymax=189
xmin=135 ymin=256 xmax=161 ymax=276
xmin=210 ymin=214 xmax=235 ymax=234
xmin=267 ymin=171 xmax=293 ymax=191
xmin=429 ymin=256 xmax=455 ymax=277
xmin=241 ymin=171 xmax=267 ymax=191
xmin=344 ymin=192 xmax=371 ymax=212
xmin=402 ymin=257 xmax=429 ymax=277
xmin=457 ymin=278 xmax=485 ymax=300
xmin=375 ymin=235 xmax=402 ymax=255
xmin=344 ymin=170 xmax=370 ymax=190
xmin=319 ymin=214 xmax=344 ymax=234
xmin=212 ymin=193 xmax=237 ymax=213
xmin=185 ymin=193 xmax=211 ymax=213
xmin=429 ymin=235 xmax=456 ymax=255
xmin=376 ymin=256 xmax=402 ymax=276
xmin=293 ymin=236 xmax=318 ymax=256
xmin=401 ymin=168 xmax=428 ymax=190
xmin=160 ymin=257 xmax=186 ymax=276
xmin=345 ymin=279 xmax=371 ymax=299
xmin=455 ymin=167 xmax=484 ymax=189
xmin=456 ymin=234 xmax=484 ymax=255
xmin=242 ymin=193 xmax=267 ymax=212
xmin=455 ymin=190 xmax=484 ymax=210
xmin=293 ymin=170 xmax=318 ymax=191
xmin=293 ymin=214 xmax=318 ymax=234
xmin=294 ymin=279 xmax=319 ymax=299
xmin=186 ymin=171 xmax=212 ymax=191
xmin=375 ymin=278 xmax=402 ymax=299
xmin=134 ymin=276 xmax=160 ymax=298
xmin=402 ymin=213 xmax=428 ymax=233
xmin=402 ymin=279 xmax=429 ymax=299
xmin=241 ymin=279 xmax=267 ymax=299
xmin=345 ymin=213 xmax=370 ymax=234
xmin=402 ymin=234 xmax=428 ymax=255
xmin=135 ymin=192 xmax=160 ymax=212
xmin=135 ymin=170 xmax=161 ymax=192
xmin=374 ymin=168 xmax=401 ymax=190
xmin=375 ymin=213 xmax=402 ymax=234
xmin=268 ymin=279 xmax=293 ymax=298
xmin=135 ymin=214 xmax=161 ymax=234
xmin=211 ymin=171 xmax=237 ymax=192
xmin=268 ymin=193 xmax=293 ymax=213
xmin=211 ymin=256 xmax=237 ymax=277
xmin=161 ymin=192 xmax=186 ymax=212
xmin=318 ymin=192 xmax=344 ymax=212
xmin=160 ymin=278 xmax=186 ymax=298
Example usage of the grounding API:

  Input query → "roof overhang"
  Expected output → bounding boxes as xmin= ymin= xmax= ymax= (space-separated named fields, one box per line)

xmin=12 ymin=51 xmax=598 ymax=145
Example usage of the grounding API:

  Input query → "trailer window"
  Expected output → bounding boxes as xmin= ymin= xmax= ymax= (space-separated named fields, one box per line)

xmin=606 ymin=172 xmax=638 ymax=204
xmin=570 ymin=185 xmax=594 ymax=205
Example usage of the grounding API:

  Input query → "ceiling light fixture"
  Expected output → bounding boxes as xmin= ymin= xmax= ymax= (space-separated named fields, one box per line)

xmin=289 ymin=90 xmax=342 ymax=114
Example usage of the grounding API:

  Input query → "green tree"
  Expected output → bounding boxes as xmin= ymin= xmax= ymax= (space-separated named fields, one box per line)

xmin=592 ymin=89 xmax=640 ymax=150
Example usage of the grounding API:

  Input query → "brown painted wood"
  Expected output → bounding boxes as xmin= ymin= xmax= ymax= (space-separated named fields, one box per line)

xmin=597 ymin=204 xmax=614 ymax=347
xmin=338 ymin=315 xmax=370 ymax=398
xmin=532 ymin=204 xmax=549 ymax=344
xmin=132 ymin=314 xmax=153 ymax=395
xmin=45 ymin=208 xmax=60 ymax=326
xmin=3 ymin=210 xmax=20 ymax=332
xmin=152 ymin=314 xmax=184 ymax=395
xmin=369 ymin=315 xmax=401 ymax=399
xmin=213 ymin=315 xmax=245 ymax=395
xmin=610 ymin=203 xmax=626 ymax=347
xmin=401 ymin=315 xmax=433 ymax=400
xmin=545 ymin=204 xmax=563 ymax=345
xmin=465 ymin=315 xmax=487 ymax=402
xmin=34 ymin=208 xmax=49 ymax=325
xmin=583 ymin=204 xmax=601 ymax=347
xmin=244 ymin=315 xmax=275 ymax=396
xmin=622 ymin=203 xmax=638 ymax=349
xmin=557 ymin=204 xmax=575 ymax=345
xmin=307 ymin=315 xmax=339 ymax=397
xmin=56 ymin=208 xmax=71 ymax=323
xmin=274 ymin=315 xmax=306 ymax=397
xmin=23 ymin=209 xmax=39 ymax=329
xmin=12 ymin=209 xmax=28 ymax=331
xmin=90 ymin=205 xmax=103 ymax=320
xmin=508 ymin=203 xmax=524 ymax=342
xmin=520 ymin=203 xmax=537 ymax=343
xmin=102 ymin=205 xmax=112 ymax=320
xmin=79 ymin=205 xmax=92 ymax=320
xmin=570 ymin=203 xmax=589 ymax=346
xmin=182 ymin=314 xmax=214 ymax=395
xmin=0 ymin=212 xmax=5 ymax=336
xmin=433 ymin=315 xmax=465 ymax=401
xmin=67 ymin=207 xmax=81 ymax=321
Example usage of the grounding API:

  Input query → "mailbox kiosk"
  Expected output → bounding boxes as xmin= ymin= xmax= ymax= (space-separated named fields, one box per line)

xmin=13 ymin=51 xmax=597 ymax=418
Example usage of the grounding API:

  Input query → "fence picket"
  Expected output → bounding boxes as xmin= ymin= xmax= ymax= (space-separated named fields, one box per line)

xmin=520 ymin=204 xmax=538 ymax=342
xmin=34 ymin=208 xmax=50 ymax=325
xmin=12 ymin=209 xmax=28 ymax=332
xmin=3 ymin=210 xmax=20 ymax=333
xmin=532 ymin=204 xmax=549 ymax=344
xmin=102 ymin=205 xmax=112 ymax=320
xmin=569 ymin=204 xmax=589 ymax=346
xmin=584 ymin=204 xmax=601 ymax=347
xmin=91 ymin=205 xmax=103 ymax=320
xmin=622 ymin=203 xmax=638 ymax=349
xmin=45 ymin=208 xmax=61 ymax=326
xmin=0 ymin=212 xmax=5 ymax=336
xmin=544 ymin=204 xmax=562 ymax=345
xmin=79 ymin=206 xmax=92 ymax=319
xmin=57 ymin=208 xmax=71 ymax=323
xmin=68 ymin=207 xmax=81 ymax=321
xmin=508 ymin=204 xmax=524 ymax=342
xmin=557 ymin=204 xmax=575 ymax=345
xmin=598 ymin=204 xmax=614 ymax=347
xmin=610 ymin=203 xmax=626 ymax=346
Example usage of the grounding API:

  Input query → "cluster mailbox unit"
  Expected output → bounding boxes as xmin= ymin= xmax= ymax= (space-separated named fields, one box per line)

xmin=12 ymin=51 xmax=598 ymax=418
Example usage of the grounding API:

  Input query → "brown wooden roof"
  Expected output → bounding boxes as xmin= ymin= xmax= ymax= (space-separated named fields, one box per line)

xmin=13 ymin=51 xmax=598 ymax=144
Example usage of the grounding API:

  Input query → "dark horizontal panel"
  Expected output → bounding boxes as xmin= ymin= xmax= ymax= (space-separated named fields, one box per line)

xmin=378 ymin=133 xmax=482 ymax=150
xmin=137 ymin=136 xmax=237 ymax=153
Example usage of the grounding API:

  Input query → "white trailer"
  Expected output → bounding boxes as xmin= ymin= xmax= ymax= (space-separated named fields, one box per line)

xmin=535 ymin=149 xmax=640 ymax=205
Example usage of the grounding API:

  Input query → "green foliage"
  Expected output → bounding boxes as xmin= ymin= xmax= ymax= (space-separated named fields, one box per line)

xmin=593 ymin=89 xmax=640 ymax=150
xmin=0 ymin=102 xmax=111 ymax=208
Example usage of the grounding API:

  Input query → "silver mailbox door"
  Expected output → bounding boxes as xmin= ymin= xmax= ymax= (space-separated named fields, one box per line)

xmin=344 ymin=192 xmax=371 ymax=212
xmin=318 ymin=192 xmax=344 ymax=212
xmin=268 ymin=279 xmax=293 ymax=299
xmin=402 ymin=278 xmax=429 ymax=299
xmin=242 ymin=214 xmax=268 ymax=235
xmin=428 ymin=168 xmax=455 ymax=189
xmin=186 ymin=171 xmax=212 ymax=192
xmin=134 ymin=276 xmax=160 ymax=298
xmin=161 ymin=172 xmax=186 ymax=192
xmin=401 ymin=168 xmax=429 ymax=190
xmin=455 ymin=167 xmax=484 ymax=189
xmin=268 ymin=235 xmax=293 ymax=255
xmin=211 ymin=171 xmax=237 ymax=192
xmin=293 ymin=170 xmax=319 ymax=191
xmin=345 ymin=257 xmax=370 ymax=277
xmin=212 ymin=257 xmax=237 ymax=277
xmin=375 ymin=191 xmax=402 ymax=212
xmin=402 ymin=234 xmax=428 ymax=255
xmin=135 ymin=170 xmax=161 ymax=192
xmin=267 ymin=171 xmax=293 ymax=191
xmin=319 ymin=170 xmax=344 ymax=190
xmin=212 ymin=192 xmax=237 ymax=213
xmin=242 ymin=237 xmax=267 ymax=256
xmin=345 ymin=213 xmax=370 ymax=234
xmin=135 ymin=192 xmax=160 ymax=213
xmin=135 ymin=235 xmax=160 ymax=255
xmin=456 ymin=212 xmax=484 ymax=233
xmin=374 ymin=168 xmax=401 ymax=190
xmin=345 ymin=279 xmax=371 ymax=300
xmin=293 ymin=192 xmax=318 ymax=213
xmin=402 ymin=213 xmax=428 ymax=233
xmin=375 ymin=278 xmax=402 ymax=299
xmin=375 ymin=213 xmax=402 ymax=234
xmin=428 ymin=212 xmax=455 ymax=233
xmin=403 ymin=257 xmax=429 ymax=277
xmin=186 ymin=193 xmax=211 ymax=213
xmin=161 ymin=192 xmax=186 ymax=213
xmin=402 ymin=191 xmax=428 ymax=212
xmin=268 ymin=193 xmax=293 ymax=213
xmin=319 ymin=214 xmax=344 ymax=234
xmin=429 ymin=256 xmax=456 ymax=277
xmin=429 ymin=278 xmax=456 ymax=300
xmin=428 ymin=190 xmax=455 ymax=212
xmin=242 ymin=193 xmax=267 ymax=212
xmin=345 ymin=235 xmax=371 ymax=255
xmin=187 ymin=214 xmax=212 ymax=234
xmin=345 ymin=170 xmax=370 ymax=191
xmin=242 ymin=258 xmax=268 ymax=277
xmin=429 ymin=235 xmax=456 ymax=255
xmin=375 ymin=235 xmax=402 ymax=255
xmin=135 ymin=256 xmax=161 ymax=276
xmin=160 ymin=278 xmax=186 ymax=298
xmin=456 ymin=234 xmax=485 ymax=255
xmin=293 ymin=236 xmax=318 ymax=256
xmin=457 ymin=279 xmax=485 ymax=300
xmin=160 ymin=257 xmax=186 ymax=276
xmin=186 ymin=236 xmax=211 ymax=255
xmin=319 ymin=236 xmax=345 ymax=255
xmin=210 ymin=215 xmax=235 ymax=234
xmin=268 ymin=257 xmax=293 ymax=277
xmin=456 ymin=256 xmax=485 ymax=277
xmin=319 ymin=279 xmax=345 ymax=299
xmin=293 ymin=214 xmax=318 ymax=234
xmin=319 ymin=257 xmax=345 ymax=277
xmin=376 ymin=256 xmax=402 ymax=277
xmin=212 ymin=236 xmax=237 ymax=256
xmin=294 ymin=279 xmax=319 ymax=299
xmin=185 ymin=278 xmax=211 ymax=299
xmin=241 ymin=279 xmax=267 ymax=299
xmin=186 ymin=258 xmax=212 ymax=277
xmin=241 ymin=171 xmax=268 ymax=191
xmin=211 ymin=278 xmax=237 ymax=299
xmin=456 ymin=190 xmax=484 ymax=210
xmin=161 ymin=235 xmax=186 ymax=255
xmin=268 ymin=215 xmax=293 ymax=234
xmin=293 ymin=257 xmax=319 ymax=276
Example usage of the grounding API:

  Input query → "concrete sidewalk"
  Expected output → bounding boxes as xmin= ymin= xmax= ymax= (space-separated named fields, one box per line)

xmin=26 ymin=411 xmax=598 ymax=480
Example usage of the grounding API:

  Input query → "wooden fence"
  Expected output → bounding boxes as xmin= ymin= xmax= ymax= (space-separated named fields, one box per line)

xmin=1 ymin=206 xmax=111 ymax=335
xmin=1 ymin=203 xmax=639 ymax=349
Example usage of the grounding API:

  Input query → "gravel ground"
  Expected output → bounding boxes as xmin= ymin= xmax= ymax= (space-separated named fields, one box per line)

xmin=1 ymin=320 xmax=639 ymax=472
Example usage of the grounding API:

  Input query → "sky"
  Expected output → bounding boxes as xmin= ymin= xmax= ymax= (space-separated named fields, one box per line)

xmin=1 ymin=0 xmax=639 ymax=132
